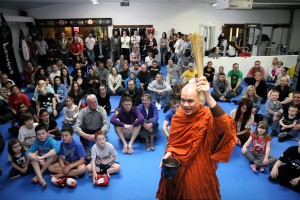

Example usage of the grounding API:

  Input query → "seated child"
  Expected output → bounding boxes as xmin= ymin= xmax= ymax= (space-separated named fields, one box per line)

xmin=0 ymin=80 xmax=13 ymax=103
xmin=124 ymin=71 xmax=141 ymax=89
xmin=36 ymin=86 xmax=57 ymax=117
xmin=39 ymin=109 xmax=61 ymax=140
xmin=278 ymin=105 xmax=299 ymax=142
xmin=263 ymin=90 xmax=283 ymax=136
xmin=86 ymin=130 xmax=120 ymax=181
xmin=9 ymin=102 xmax=39 ymax=137
xmin=145 ymin=51 xmax=154 ymax=67
xmin=242 ymin=121 xmax=277 ymax=173
xmin=269 ymin=138 xmax=300 ymax=192
xmin=162 ymin=98 xmax=180 ymax=138
xmin=48 ymin=124 xmax=86 ymax=178
xmin=18 ymin=113 xmax=38 ymax=150
xmin=63 ymin=96 xmax=79 ymax=125
xmin=8 ymin=139 xmax=33 ymax=180
xmin=25 ymin=124 xmax=60 ymax=189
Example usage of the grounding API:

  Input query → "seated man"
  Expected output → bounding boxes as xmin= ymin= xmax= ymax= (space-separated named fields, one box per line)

xmin=74 ymin=94 xmax=110 ymax=160
xmin=147 ymin=73 xmax=172 ymax=110
xmin=119 ymin=79 xmax=143 ymax=108
xmin=166 ymin=59 xmax=180 ymax=86
xmin=211 ymin=72 xmax=235 ymax=102
xmin=137 ymin=93 xmax=159 ymax=151
xmin=162 ymin=98 xmax=180 ymax=138
xmin=180 ymin=62 xmax=197 ymax=85
xmin=227 ymin=63 xmax=243 ymax=96
xmin=110 ymin=96 xmax=144 ymax=154
xmin=136 ymin=64 xmax=151 ymax=91
xmin=244 ymin=60 xmax=265 ymax=85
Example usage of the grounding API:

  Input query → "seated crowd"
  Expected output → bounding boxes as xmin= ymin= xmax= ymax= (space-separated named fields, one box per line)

xmin=0 ymin=29 xmax=299 ymax=193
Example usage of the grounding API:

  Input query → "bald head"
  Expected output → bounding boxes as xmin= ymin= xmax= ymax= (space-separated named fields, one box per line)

xmin=181 ymin=83 xmax=201 ymax=116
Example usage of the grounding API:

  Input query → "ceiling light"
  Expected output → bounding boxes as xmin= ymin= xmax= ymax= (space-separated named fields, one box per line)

xmin=93 ymin=1 xmax=99 ymax=4
xmin=212 ymin=3 xmax=218 ymax=7
xmin=91 ymin=0 xmax=97 ymax=2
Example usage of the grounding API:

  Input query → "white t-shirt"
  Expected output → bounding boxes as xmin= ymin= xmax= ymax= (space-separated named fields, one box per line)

xmin=91 ymin=142 xmax=117 ymax=164
xmin=18 ymin=123 xmax=38 ymax=148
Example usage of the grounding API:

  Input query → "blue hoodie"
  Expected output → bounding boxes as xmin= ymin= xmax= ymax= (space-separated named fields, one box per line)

xmin=124 ymin=71 xmax=141 ymax=89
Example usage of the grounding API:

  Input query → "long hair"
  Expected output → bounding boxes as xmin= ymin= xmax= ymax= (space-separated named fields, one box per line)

xmin=234 ymin=98 xmax=253 ymax=130
xmin=8 ymin=139 xmax=25 ymax=157
xmin=242 ymin=85 xmax=259 ymax=99
xmin=253 ymin=121 xmax=270 ymax=140
xmin=53 ymin=76 xmax=61 ymax=93
xmin=69 ymin=81 xmax=83 ymax=96
xmin=60 ymin=67 xmax=71 ymax=87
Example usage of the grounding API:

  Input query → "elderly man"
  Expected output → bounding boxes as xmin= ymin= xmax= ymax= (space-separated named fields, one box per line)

xmin=156 ymin=76 xmax=236 ymax=200
xmin=74 ymin=94 xmax=110 ymax=160
xmin=110 ymin=96 xmax=144 ymax=154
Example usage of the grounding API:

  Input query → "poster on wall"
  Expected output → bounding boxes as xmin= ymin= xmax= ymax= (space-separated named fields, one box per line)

xmin=0 ymin=13 xmax=22 ymax=87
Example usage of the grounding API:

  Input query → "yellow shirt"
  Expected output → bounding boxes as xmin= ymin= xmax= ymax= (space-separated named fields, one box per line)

xmin=182 ymin=70 xmax=197 ymax=82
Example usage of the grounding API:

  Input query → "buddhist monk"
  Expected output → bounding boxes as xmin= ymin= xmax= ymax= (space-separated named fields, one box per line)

xmin=156 ymin=76 xmax=236 ymax=200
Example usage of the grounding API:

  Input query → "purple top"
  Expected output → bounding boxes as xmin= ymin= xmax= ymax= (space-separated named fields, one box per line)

xmin=110 ymin=106 xmax=144 ymax=127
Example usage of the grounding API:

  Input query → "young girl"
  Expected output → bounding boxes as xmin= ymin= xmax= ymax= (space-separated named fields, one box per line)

xmin=60 ymin=67 xmax=72 ymax=91
xmin=230 ymin=98 xmax=254 ymax=146
xmin=68 ymin=81 xmax=84 ymax=109
xmin=86 ymin=131 xmax=120 ymax=181
xmin=242 ymin=121 xmax=277 ymax=173
xmin=8 ymin=139 xmax=32 ymax=180
xmin=39 ymin=109 xmax=61 ymax=140
xmin=63 ymin=96 xmax=79 ymax=125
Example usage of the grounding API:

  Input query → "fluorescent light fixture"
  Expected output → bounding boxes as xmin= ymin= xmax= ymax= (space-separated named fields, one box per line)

xmin=93 ymin=1 xmax=99 ymax=4
xmin=212 ymin=3 xmax=218 ymax=7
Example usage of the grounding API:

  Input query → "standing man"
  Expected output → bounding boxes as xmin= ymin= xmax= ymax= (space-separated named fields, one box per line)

xmin=156 ymin=77 xmax=236 ymax=200
xmin=56 ymin=32 xmax=70 ymax=66
xmin=227 ymin=63 xmax=243 ymax=96
xmin=110 ymin=96 xmax=144 ymax=154
xmin=111 ymin=30 xmax=121 ymax=62
xmin=35 ymin=35 xmax=48 ymax=67
xmin=74 ymin=94 xmax=110 ymax=160
xmin=85 ymin=32 xmax=96 ymax=67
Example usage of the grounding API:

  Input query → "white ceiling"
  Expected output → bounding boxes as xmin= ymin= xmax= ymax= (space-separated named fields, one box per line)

xmin=0 ymin=0 xmax=299 ymax=11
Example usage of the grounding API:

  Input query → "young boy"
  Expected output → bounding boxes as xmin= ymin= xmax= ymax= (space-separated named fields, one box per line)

xmin=263 ymin=90 xmax=283 ymax=136
xmin=86 ymin=130 xmax=120 ymax=181
xmin=162 ymin=98 xmax=180 ymax=138
xmin=25 ymin=124 xmax=60 ymax=189
xmin=36 ymin=86 xmax=57 ymax=117
xmin=278 ymin=105 xmax=299 ymax=142
xmin=18 ymin=113 xmax=38 ymax=150
xmin=48 ymin=124 xmax=86 ymax=178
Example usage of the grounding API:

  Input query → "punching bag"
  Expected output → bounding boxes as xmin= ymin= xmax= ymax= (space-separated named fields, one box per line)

xmin=19 ymin=29 xmax=30 ymax=61
xmin=0 ymin=13 xmax=22 ymax=87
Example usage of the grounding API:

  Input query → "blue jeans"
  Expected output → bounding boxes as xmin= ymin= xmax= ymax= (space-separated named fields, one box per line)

xmin=160 ymin=46 xmax=167 ymax=65
xmin=149 ymin=91 xmax=168 ymax=108
xmin=87 ymin=49 xmax=95 ymax=64
xmin=263 ymin=115 xmax=279 ymax=131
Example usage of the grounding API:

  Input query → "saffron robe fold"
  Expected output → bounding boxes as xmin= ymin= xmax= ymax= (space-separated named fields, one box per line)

xmin=156 ymin=105 xmax=236 ymax=200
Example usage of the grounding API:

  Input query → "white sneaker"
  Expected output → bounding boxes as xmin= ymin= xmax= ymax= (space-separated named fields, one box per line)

xmin=157 ymin=103 xmax=161 ymax=111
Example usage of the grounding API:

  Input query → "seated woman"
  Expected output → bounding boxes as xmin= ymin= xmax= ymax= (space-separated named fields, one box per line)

xmin=107 ymin=67 xmax=124 ymax=96
xmin=230 ymin=98 xmax=254 ymax=146
xmin=72 ymin=69 xmax=88 ymax=92
xmin=208 ymin=47 xmax=220 ymax=58
xmin=241 ymin=85 xmax=262 ymax=123
xmin=276 ymin=66 xmax=290 ymax=86
xmin=119 ymin=62 xmax=130 ymax=87
xmin=53 ymin=76 xmax=68 ymax=115
xmin=60 ymin=67 xmax=72 ymax=91
xmin=203 ymin=61 xmax=215 ymax=85
xmin=86 ymin=67 xmax=101 ymax=96
xmin=253 ymin=72 xmax=268 ymax=103
xmin=68 ymin=81 xmax=84 ymax=109
xmin=267 ymin=57 xmax=278 ymax=82
xmin=96 ymin=84 xmax=111 ymax=114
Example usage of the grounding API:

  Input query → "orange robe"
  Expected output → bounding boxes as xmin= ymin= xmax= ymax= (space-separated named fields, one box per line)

xmin=156 ymin=105 xmax=236 ymax=200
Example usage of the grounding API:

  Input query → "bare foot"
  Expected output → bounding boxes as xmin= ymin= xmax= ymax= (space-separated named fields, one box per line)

xmin=122 ymin=144 xmax=128 ymax=154
xmin=10 ymin=175 xmax=20 ymax=181
xmin=32 ymin=176 xmax=39 ymax=183
xmin=38 ymin=177 xmax=47 ymax=189
xmin=88 ymin=172 xmax=93 ymax=177
xmin=128 ymin=144 xmax=134 ymax=154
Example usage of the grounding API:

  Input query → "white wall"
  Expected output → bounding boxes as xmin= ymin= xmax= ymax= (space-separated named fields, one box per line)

xmin=27 ymin=2 xmax=297 ymax=50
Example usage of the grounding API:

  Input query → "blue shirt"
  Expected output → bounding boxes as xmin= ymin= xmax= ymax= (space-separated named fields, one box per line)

xmin=164 ymin=108 xmax=175 ymax=124
xmin=25 ymin=135 xmax=60 ymax=156
xmin=59 ymin=139 xmax=86 ymax=161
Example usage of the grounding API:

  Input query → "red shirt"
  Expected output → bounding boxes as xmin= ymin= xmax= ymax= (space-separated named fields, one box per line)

xmin=70 ymin=42 xmax=84 ymax=55
xmin=8 ymin=94 xmax=31 ymax=112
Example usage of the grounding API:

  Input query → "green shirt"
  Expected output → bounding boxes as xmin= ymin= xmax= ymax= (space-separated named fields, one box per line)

xmin=227 ymin=70 xmax=243 ymax=86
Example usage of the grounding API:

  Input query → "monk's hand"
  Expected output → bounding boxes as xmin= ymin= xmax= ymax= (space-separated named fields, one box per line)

xmin=159 ymin=152 xmax=172 ymax=168
xmin=196 ymin=76 xmax=216 ymax=108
